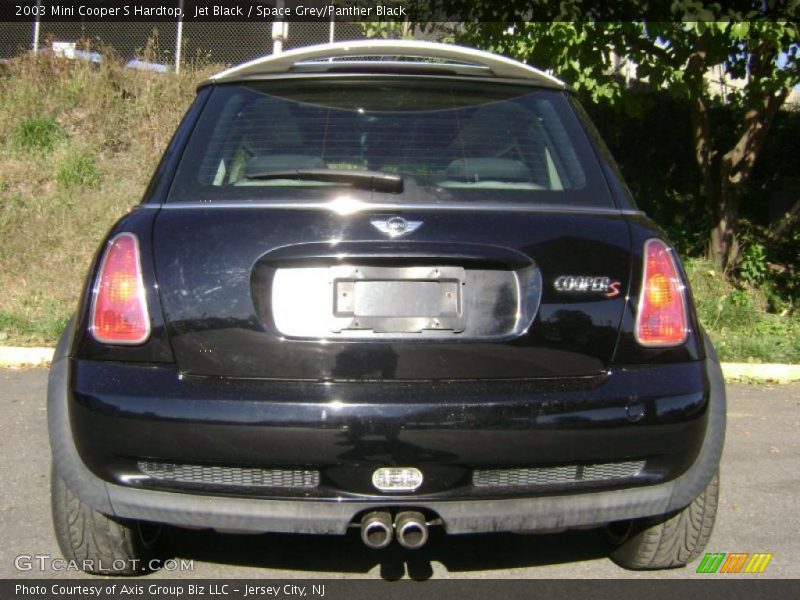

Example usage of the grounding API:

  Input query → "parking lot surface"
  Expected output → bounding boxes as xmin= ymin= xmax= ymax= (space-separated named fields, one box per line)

xmin=1 ymin=368 xmax=798 ymax=579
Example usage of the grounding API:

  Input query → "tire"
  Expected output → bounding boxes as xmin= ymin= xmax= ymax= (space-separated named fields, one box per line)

xmin=51 ymin=466 xmax=162 ymax=575
xmin=608 ymin=471 xmax=719 ymax=570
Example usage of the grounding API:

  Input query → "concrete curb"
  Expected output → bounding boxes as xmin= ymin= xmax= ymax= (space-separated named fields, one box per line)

xmin=720 ymin=362 xmax=800 ymax=384
xmin=1 ymin=346 xmax=799 ymax=383
xmin=0 ymin=346 xmax=54 ymax=367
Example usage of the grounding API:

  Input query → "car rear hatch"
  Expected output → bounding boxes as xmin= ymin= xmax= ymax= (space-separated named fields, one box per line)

xmin=153 ymin=77 xmax=632 ymax=380
xmin=153 ymin=206 xmax=631 ymax=380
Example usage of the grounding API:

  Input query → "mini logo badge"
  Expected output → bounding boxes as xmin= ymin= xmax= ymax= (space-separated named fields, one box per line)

xmin=371 ymin=216 xmax=423 ymax=238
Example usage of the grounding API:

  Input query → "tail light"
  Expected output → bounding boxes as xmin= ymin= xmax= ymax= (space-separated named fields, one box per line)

xmin=635 ymin=239 xmax=688 ymax=347
xmin=90 ymin=233 xmax=150 ymax=345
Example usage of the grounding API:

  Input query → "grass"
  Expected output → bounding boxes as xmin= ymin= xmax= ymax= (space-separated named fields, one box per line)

xmin=8 ymin=116 xmax=67 ymax=153
xmin=686 ymin=258 xmax=800 ymax=364
xmin=57 ymin=152 xmax=101 ymax=189
xmin=0 ymin=52 xmax=215 ymax=346
xmin=0 ymin=52 xmax=797 ymax=363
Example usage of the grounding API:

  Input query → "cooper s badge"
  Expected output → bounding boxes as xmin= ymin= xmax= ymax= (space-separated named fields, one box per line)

xmin=554 ymin=275 xmax=622 ymax=298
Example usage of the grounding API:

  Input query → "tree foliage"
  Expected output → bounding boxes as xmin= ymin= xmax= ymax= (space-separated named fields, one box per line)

xmin=445 ymin=12 xmax=799 ymax=269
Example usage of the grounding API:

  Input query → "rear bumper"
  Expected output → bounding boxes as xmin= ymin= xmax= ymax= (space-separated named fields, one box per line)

xmin=48 ymin=342 xmax=725 ymax=535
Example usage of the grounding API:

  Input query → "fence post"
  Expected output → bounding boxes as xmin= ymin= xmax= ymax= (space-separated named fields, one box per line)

xmin=175 ymin=0 xmax=183 ymax=72
xmin=272 ymin=0 xmax=287 ymax=53
xmin=32 ymin=0 xmax=41 ymax=53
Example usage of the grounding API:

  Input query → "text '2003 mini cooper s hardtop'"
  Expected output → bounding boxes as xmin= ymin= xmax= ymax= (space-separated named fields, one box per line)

xmin=48 ymin=41 xmax=725 ymax=574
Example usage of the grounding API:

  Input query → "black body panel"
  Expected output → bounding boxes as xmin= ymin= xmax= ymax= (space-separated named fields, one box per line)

xmin=140 ymin=87 xmax=212 ymax=204
xmin=69 ymin=358 xmax=708 ymax=501
xmin=612 ymin=214 xmax=702 ymax=364
xmin=71 ymin=208 xmax=174 ymax=364
xmin=152 ymin=207 xmax=633 ymax=380
xmin=52 ymin=71 xmax=724 ymax=540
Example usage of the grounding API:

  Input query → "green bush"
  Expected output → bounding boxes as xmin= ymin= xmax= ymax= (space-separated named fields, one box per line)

xmin=738 ymin=240 xmax=769 ymax=286
xmin=8 ymin=116 xmax=66 ymax=153
xmin=57 ymin=151 xmax=101 ymax=188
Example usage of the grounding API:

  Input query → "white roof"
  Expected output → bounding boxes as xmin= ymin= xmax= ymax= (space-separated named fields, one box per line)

xmin=208 ymin=40 xmax=566 ymax=89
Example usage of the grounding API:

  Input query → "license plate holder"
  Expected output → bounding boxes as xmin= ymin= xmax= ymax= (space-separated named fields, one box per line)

xmin=331 ymin=265 xmax=466 ymax=333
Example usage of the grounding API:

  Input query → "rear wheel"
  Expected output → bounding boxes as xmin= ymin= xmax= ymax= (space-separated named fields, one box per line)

xmin=51 ymin=467 xmax=162 ymax=575
xmin=608 ymin=471 xmax=719 ymax=570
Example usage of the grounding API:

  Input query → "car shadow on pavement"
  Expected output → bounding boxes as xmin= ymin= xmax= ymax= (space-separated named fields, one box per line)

xmin=160 ymin=526 xmax=615 ymax=579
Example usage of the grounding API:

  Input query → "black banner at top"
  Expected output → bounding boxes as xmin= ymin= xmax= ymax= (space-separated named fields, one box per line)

xmin=1 ymin=0 xmax=799 ymax=23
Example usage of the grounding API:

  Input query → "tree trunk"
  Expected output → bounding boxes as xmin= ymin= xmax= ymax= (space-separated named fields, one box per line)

xmin=709 ymin=181 xmax=739 ymax=271
xmin=687 ymin=92 xmax=733 ymax=270
xmin=684 ymin=34 xmax=788 ymax=272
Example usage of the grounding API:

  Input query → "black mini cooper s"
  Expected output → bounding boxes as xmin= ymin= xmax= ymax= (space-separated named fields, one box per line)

xmin=48 ymin=40 xmax=725 ymax=573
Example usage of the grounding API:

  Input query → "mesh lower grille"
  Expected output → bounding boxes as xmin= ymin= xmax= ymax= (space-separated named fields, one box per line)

xmin=138 ymin=461 xmax=319 ymax=489
xmin=473 ymin=461 xmax=645 ymax=488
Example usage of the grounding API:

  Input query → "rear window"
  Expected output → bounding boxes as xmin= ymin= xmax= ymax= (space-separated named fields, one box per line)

xmin=169 ymin=78 xmax=613 ymax=207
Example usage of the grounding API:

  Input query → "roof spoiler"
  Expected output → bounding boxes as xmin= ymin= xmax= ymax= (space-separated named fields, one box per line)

xmin=204 ymin=40 xmax=566 ymax=89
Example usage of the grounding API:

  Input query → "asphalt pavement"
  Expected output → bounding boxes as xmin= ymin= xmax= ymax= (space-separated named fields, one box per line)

xmin=1 ymin=368 xmax=798 ymax=580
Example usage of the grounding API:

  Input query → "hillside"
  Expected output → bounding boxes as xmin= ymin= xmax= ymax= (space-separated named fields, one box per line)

xmin=0 ymin=53 xmax=211 ymax=344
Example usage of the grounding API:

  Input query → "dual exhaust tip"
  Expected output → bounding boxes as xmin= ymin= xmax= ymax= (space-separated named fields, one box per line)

xmin=360 ymin=510 xmax=428 ymax=550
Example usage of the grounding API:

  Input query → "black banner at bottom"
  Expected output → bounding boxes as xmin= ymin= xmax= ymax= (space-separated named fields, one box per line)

xmin=3 ymin=580 xmax=798 ymax=600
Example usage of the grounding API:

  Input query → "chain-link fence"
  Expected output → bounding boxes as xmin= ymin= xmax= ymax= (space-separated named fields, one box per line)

xmin=0 ymin=21 xmax=35 ymax=57
xmin=0 ymin=19 xmax=372 ymax=69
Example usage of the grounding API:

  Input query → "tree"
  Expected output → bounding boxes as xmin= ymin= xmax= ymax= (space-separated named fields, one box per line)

xmin=452 ymin=19 xmax=799 ymax=269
